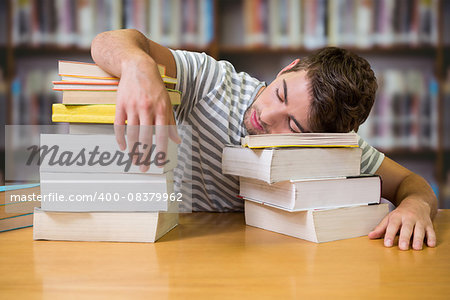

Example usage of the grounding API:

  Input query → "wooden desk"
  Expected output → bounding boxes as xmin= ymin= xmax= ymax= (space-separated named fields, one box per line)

xmin=0 ymin=211 xmax=449 ymax=299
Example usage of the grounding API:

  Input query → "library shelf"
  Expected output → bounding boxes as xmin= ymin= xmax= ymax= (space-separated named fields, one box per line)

xmin=218 ymin=46 xmax=439 ymax=57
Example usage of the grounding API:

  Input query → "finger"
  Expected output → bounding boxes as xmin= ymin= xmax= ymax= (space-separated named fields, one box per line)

xmin=169 ymin=125 xmax=181 ymax=144
xmin=368 ymin=214 xmax=389 ymax=239
xmin=168 ymin=111 xmax=181 ymax=144
xmin=126 ymin=115 xmax=140 ymax=165
xmin=425 ymin=226 xmax=437 ymax=248
xmin=154 ymin=107 xmax=171 ymax=165
xmin=138 ymin=124 xmax=154 ymax=173
xmin=154 ymin=123 xmax=169 ymax=168
xmin=383 ymin=217 xmax=401 ymax=247
xmin=398 ymin=222 xmax=414 ymax=250
xmin=412 ymin=224 xmax=425 ymax=250
xmin=114 ymin=105 xmax=127 ymax=151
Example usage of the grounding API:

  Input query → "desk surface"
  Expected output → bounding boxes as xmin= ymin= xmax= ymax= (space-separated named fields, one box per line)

xmin=0 ymin=211 xmax=449 ymax=299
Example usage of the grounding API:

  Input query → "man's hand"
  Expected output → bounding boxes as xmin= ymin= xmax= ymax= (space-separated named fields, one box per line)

xmin=369 ymin=197 xmax=436 ymax=250
xmin=91 ymin=29 xmax=181 ymax=172
xmin=373 ymin=157 xmax=438 ymax=250
xmin=115 ymin=56 xmax=180 ymax=172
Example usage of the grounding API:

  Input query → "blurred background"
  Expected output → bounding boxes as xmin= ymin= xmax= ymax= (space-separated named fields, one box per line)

xmin=0 ymin=0 xmax=449 ymax=208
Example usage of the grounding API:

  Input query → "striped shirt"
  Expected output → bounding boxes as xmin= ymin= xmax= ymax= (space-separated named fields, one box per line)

xmin=170 ymin=49 xmax=385 ymax=212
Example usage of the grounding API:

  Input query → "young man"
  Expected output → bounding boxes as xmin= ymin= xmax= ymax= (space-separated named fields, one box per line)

xmin=91 ymin=29 xmax=437 ymax=251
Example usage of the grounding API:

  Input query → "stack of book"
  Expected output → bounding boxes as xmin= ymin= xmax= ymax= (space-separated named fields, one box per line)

xmin=223 ymin=133 xmax=389 ymax=243
xmin=33 ymin=61 xmax=180 ymax=243
xmin=0 ymin=184 xmax=41 ymax=233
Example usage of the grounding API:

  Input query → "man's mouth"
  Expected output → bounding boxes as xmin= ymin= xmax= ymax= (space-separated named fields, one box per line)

xmin=251 ymin=110 xmax=264 ymax=131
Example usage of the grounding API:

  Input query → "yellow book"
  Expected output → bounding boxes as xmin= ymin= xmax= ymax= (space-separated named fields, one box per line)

xmin=52 ymin=104 xmax=117 ymax=123
xmin=241 ymin=133 xmax=359 ymax=148
xmin=52 ymin=98 xmax=179 ymax=123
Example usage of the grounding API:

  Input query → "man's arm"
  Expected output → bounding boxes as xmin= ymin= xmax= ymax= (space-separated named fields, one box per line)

xmin=91 ymin=29 xmax=180 ymax=171
xmin=369 ymin=157 xmax=437 ymax=250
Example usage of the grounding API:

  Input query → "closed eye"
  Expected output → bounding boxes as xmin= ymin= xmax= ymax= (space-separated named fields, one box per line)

xmin=288 ymin=119 xmax=299 ymax=133
xmin=275 ymin=88 xmax=284 ymax=103
xmin=276 ymin=88 xmax=299 ymax=133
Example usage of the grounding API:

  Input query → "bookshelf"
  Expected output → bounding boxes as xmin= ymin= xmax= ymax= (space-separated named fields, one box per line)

xmin=1 ymin=0 xmax=449 ymax=207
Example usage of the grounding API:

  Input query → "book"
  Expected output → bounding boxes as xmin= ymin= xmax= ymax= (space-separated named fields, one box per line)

xmin=240 ymin=175 xmax=381 ymax=211
xmin=222 ymin=146 xmax=362 ymax=183
xmin=52 ymin=103 xmax=116 ymax=123
xmin=33 ymin=207 xmax=178 ymax=243
xmin=59 ymin=76 xmax=119 ymax=83
xmin=0 ymin=200 xmax=40 ymax=220
xmin=40 ymin=171 xmax=176 ymax=212
xmin=58 ymin=89 xmax=181 ymax=105
xmin=53 ymin=81 xmax=119 ymax=90
xmin=69 ymin=124 xmax=116 ymax=135
xmin=0 ymin=213 xmax=34 ymax=233
xmin=1 ymin=185 xmax=41 ymax=219
xmin=38 ymin=134 xmax=178 ymax=174
xmin=241 ymin=132 xmax=359 ymax=148
xmin=58 ymin=60 xmax=177 ymax=84
xmin=245 ymin=201 xmax=389 ymax=243
xmin=0 ymin=183 xmax=40 ymax=192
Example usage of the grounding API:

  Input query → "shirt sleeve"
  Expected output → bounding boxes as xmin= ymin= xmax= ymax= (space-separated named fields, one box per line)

xmin=358 ymin=134 xmax=385 ymax=174
xmin=169 ymin=49 xmax=224 ymax=123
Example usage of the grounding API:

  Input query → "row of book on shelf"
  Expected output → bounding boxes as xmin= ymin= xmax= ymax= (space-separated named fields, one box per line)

xmin=6 ymin=0 xmax=214 ymax=48
xmin=358 ymin=69 xmax=439 ymax=150
xmin=233 ymin=0 xmax=439 ymax=49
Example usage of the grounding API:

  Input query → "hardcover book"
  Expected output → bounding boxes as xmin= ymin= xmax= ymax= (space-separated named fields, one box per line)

xmin=33 ymin=206 xmax=178 ymax=243
xmin=222 ymin=146 xmax=362 ymax=183
xmin=240 ymin=175 xmax=381 ymax=211
xmin=38 ymin=134 xmax=178 ymax=174
xmin=245 ymin=201 xmax=389 ymax=243
xmin=241 ymin=132 xmax=359 ymax=148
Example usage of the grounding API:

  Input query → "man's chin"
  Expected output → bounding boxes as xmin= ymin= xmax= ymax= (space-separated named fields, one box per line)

xmin=244 ymin=123 xmax=264 ymax=135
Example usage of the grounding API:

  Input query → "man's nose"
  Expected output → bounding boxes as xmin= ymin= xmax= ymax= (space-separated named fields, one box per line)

xmin=260 ymin=104 xmax=286 ymax=130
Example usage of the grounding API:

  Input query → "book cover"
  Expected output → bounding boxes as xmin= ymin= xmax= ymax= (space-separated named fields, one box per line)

xmin=241 ymin=132 xmax=359 ymax=148
xmin=38 ymin=133 xmax=178 ymax=174
xmin=245 ymin=201 xmax=389 ymax=243
xmin=222 ymin=146 xmax=362 ymax=183
xmin=40 ymin=171 xmax=176 ymax=212
xmin=240 ymin=175 xmax=381 ymax=211
xmin=33 ymin=207 xmax=178 ymax=243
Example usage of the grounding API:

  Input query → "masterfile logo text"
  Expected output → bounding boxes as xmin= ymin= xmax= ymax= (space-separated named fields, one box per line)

xmin=26 ymin=142 xmax=170 ymax=172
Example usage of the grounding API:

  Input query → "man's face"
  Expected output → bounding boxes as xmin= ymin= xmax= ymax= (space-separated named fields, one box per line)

xmin=244 ymin=66 xmax=312 ymax=135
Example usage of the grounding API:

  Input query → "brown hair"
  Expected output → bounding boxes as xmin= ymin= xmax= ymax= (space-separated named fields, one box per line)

xmin=281 ymin=47 xmax=377 ymax=132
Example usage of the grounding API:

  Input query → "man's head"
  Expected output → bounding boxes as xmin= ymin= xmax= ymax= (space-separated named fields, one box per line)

xmin=243 ymin=47 xmax=378 ymax=135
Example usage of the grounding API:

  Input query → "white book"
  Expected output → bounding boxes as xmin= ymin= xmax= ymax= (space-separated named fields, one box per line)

xmin=38 ymin=134 xmax=178 ymax=174
xmin=40 ymin=171 xmax=176 ymax=212
xmin=241 ymin=132 xmax=359 ymax=148
xmin=77 ymin=0 xmax=95 ymax=48
xmin=245 ymin=201 xmax=389 ymax=243
xmin=288 ymin=0 xmax=302 ymax=47
xmin=240 ymin=175 xmax=381 ymax=211
xmin=222 ymin=146 xmax=362 ymax=183
xmin=59 ymin=76 xmax=119 ymax=83
xmin=69 ymin=123 xmax=115 ymax=134
xmin=149 ymin=0 xmax=162 ymax=43
xmin=355 ymin=0 xmax=374 ymax=48
xmin=33 ymin=207 xmax=178 ymax=243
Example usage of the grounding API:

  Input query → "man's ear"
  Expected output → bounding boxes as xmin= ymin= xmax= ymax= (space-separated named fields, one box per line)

xmin=277 ymin=59 xmax=300 ymax=77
